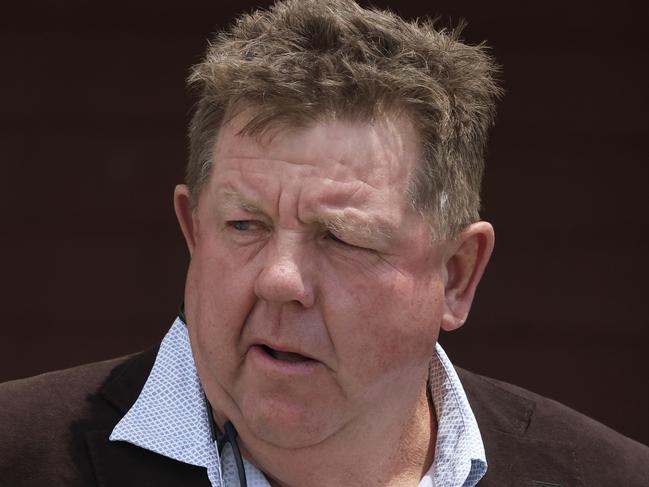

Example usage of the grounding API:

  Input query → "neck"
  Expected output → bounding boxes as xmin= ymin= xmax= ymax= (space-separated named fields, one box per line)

xmin=231 ymin=381 xmax=437 ymax=487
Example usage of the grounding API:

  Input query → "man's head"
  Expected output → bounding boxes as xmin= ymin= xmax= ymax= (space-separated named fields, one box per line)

xmin=185 ymin=0 xmax=501 ymax=238
xmin=173 ymin=0 xmax=499 ymax=477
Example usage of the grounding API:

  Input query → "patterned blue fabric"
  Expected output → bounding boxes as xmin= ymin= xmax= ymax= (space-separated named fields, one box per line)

xmin=426 ymin=346 xmax=487 ymax=487
xmin=110 ymin=318 xmax=487 ymax=486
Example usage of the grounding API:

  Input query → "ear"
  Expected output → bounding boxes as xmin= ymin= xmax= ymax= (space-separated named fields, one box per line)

xmin=441 ymin=221 xmax=495 ymax=332
xmin=173 ymin=184 xmax=198 ymax=256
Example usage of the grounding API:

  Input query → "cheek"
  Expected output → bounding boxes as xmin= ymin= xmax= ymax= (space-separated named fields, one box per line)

xmin=190 ymin=235 xmax=256 ymax=309
xmin=328 ymin=272 xmax=444 ymax=386
xmin=185 ymin=238 xmax=258 ymax=363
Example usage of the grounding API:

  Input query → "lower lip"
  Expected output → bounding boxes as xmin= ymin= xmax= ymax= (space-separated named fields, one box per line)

xmin=248 ymin=345 xmax=323 ymax=376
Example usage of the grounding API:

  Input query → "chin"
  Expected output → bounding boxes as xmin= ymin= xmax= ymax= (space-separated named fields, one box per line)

xmin=240 ymin=394 xmax=340 ymax=449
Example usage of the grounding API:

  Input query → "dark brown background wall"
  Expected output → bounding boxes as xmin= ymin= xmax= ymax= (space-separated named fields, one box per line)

xmin=1 ymin=1 xmax=647 ymax=445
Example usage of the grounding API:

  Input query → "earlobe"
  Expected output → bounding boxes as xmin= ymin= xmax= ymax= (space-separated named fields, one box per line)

xmin=173 ymin=184 xmax=197 ymax=256
xmin=441 ymin=221 xmax=495 ymax=332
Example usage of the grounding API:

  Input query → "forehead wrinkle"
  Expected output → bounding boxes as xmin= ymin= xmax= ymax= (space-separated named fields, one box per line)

xmin=220 ymin=154 xmax=324 ymax=169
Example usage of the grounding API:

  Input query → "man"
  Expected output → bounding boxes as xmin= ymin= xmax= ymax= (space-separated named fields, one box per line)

xmin=1 ymin=0 xmax=647 ymax=486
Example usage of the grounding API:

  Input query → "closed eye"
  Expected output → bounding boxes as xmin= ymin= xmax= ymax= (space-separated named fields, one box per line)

xmin=325 ymin=231 xmax=366 ymax=251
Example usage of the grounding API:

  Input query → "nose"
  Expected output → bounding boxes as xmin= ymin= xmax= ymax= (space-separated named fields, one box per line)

xmin=254 ymin=234 xmax=315 ymax=308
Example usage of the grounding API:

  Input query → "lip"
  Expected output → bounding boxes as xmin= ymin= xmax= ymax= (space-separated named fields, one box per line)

xmin=248 ymin=344 xmax=323 ymax=376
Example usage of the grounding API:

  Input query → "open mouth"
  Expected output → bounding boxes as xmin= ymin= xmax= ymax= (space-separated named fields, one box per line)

xmin=260 ymin=345 xmax=314 ymax=363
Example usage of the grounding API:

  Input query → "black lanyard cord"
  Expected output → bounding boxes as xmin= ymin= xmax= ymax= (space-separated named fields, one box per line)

xmin=205 ymin=393 xmax=248 ymax=487
xmin=224 ymin=420 xmax=248 ymax=487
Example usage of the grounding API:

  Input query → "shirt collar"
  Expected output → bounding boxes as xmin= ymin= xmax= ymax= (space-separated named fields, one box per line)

xmin=109 ymin=318 xmax=225 ymax=485
xmin=110 ymin=319 xmax=486 ymax=487
xmin=425 ymin=343 xmax=487 ymax=486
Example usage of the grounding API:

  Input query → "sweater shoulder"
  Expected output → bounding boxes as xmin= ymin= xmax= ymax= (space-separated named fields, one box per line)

xmin=458 ymin=368 xmax=649 ymax=486
xmin=0 ymin=351 xmax=155 ymax=486
xmin=0 ymin=354 xmax=139 ymax=427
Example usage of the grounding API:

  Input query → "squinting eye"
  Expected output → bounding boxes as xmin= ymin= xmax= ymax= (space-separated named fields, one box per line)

xmin=325 ymin=232 xmax=375 ymax=253
xmin=228 ymin=220 xmax=257 ymax=231
xmin=326 ymin=232 xmax=348 ymax=245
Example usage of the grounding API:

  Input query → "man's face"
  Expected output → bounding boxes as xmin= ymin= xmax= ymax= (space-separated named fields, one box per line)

xmin=179 ymin=113 xmax=452 ymax=449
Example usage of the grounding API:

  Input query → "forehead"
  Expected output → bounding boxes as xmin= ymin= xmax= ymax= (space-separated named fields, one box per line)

xmin=211 ymin=113 xmax=422 ymax=195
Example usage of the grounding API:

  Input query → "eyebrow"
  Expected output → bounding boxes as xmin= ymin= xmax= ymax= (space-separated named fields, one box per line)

xmin=320 ymin=212 xmax=394 ymax=243
xmin=219 ymin=189 xmax=264 ymax=214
